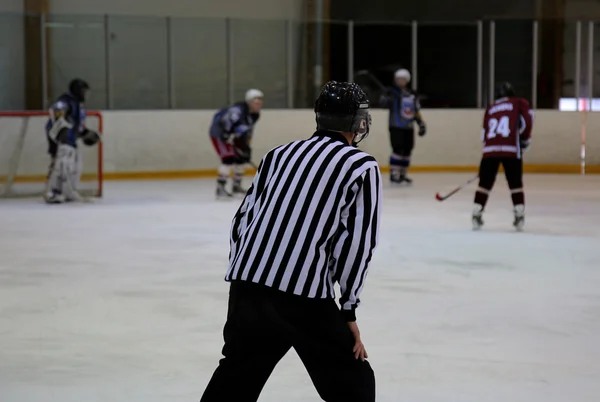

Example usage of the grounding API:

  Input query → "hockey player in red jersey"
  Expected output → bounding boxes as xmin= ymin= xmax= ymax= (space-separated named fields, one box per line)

xmin=472 ymin=82 xmax=534 ymax=231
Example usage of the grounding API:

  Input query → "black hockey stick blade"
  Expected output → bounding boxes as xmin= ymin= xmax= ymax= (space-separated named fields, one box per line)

xmin=435 ymin=175 xmax=479 ymax=202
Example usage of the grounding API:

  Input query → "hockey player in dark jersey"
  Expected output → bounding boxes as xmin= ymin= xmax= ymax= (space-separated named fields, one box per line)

xmin=209 ymin=89 xmax=263 ymax=198
xmin=380 ymin=69 xmax=426 ymax=184
xmin=472 ymin=82 xmax=533 ymax=231
xmin=44 ymin=78 xmax=101 ymax=203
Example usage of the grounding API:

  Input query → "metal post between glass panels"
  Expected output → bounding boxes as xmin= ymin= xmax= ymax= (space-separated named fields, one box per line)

xmin=166 ymin=16 xmax=175 ymax=109
xmin=476 ymin=20 xmax=483 ymax=108
xmin=575 ymin=21 xmax=582 ymax=110
xmin=314 ymin=2 xmax=324 ymax=99
xmin=347 ymin=20 xmax=354 ymax=83
xmin=104 ymin=14 xmax=113 ymax=109
xmin=411 ymin=20 xmax=417 ymax=91
xmin=587 ymin=21 xmax=594 ymax=109
xmin=489 ymin=20 xmax=495 ymax=104
xmin=286 ymin=20 xmax=294 ymax=108
xmin=582 ymin=21 xmax=594 ymax=175
xmin=40 ymin=13 xmax=48 ymax=108
xmin=531 ymin=20 xmax=538 ymax=109
xmin=226 ymin=18 xmax=234 ymax=105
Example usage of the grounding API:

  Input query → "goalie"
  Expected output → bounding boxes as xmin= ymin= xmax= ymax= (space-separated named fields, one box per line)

xmin=44 ymin=79 xmax=101 ymax=203
xmin=209 ymin=89 xmax=263 ymax=198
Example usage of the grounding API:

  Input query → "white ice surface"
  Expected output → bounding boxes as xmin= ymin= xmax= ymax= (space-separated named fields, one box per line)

xmin=1 ymin=173 xmax=600 ymax=402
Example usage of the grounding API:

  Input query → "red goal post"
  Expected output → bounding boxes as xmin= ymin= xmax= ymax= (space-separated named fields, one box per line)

xmin=0 ymin=110 xmax=103 ymax=198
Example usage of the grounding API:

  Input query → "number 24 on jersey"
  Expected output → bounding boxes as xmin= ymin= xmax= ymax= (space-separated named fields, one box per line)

xmin=486 ymin=116 xmax=511 ymax=139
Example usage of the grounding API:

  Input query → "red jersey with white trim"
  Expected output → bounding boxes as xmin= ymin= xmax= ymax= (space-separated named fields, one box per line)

xmin=481 ymin=97 xmax=533 ymax=159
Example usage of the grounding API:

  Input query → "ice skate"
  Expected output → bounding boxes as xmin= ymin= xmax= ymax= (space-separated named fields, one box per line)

xmin=393 ymin=167 xmax=412 ymax=185
xmin=400 ymin=174 xmax=413 ymax=184
xmin=65 ymin=191 xmax=83 ymax=202
xmin=232 ymin=181 xmax=247 ymax=196
xmin=472 ymin=204 xmax=484 ymax=230
xmin=390 ymin=171 xmax=402 ymax=184
xmin=216 ymin=181 xmax=232 ymax=199
xmin=44 ymin=191 xmax=65 ymax=204
xmin=513 ymin=204 xmax=525 ymax=231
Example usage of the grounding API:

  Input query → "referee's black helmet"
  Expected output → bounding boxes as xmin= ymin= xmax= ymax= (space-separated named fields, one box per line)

xmin=314 ymin=81 xmax=371 ymax=144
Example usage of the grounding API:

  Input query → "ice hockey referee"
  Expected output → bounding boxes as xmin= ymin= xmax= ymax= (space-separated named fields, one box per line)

xmin=200 ymin=81 xmax=382 ymax=402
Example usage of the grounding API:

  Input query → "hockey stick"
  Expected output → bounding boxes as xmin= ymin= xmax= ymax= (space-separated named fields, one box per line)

xmin=435 ymin=175 xmax=479 ymax=201
xmin=354 ymin=70 xmax=386 ymax=91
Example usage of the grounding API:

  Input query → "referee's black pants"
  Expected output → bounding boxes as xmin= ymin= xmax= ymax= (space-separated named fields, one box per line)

xmin=200 ymin=281 xmax=376 ymax=402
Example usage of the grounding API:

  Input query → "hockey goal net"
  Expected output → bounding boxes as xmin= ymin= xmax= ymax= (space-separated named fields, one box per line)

xmin=0 ymin=110 xmax=103 ymax=198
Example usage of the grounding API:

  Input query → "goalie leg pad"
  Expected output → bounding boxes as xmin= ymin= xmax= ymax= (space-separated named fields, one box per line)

xmin=47 ymin=144 xmax=79 ymax=200
xmin=43 ymin=157 xmax=56 ymax=198
xmin=72 ymin=147 xmax=83 ymax=191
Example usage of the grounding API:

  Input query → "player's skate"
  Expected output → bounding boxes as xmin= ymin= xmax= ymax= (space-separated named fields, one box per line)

xmin=513 ymin=204 xmax=525 ymax=231
xmin=472 ymin=204 xmax=484 ymax=230
xmin=216 ymin=181 xmax=232 ymax=199
xmin=65 ymin=190 xmax=83 ymax=202
xmin=399 ymin=174 xmax=413 ymax=184
xmin=44 ymin=190 xmax=65 ymax=204
xmin=391 ymin=169 xmax=412 ymax=184
xmin=399 ymin=167 xmax=413 ymax=184
xmin=232 ymin=180 xmax=247 ymax=196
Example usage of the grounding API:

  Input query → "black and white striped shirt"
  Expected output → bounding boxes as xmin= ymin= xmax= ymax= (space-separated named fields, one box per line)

xmin=225 ymin=130 xmax=382 ymax=321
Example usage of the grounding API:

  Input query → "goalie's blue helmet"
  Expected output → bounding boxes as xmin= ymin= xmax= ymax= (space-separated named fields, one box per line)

xmin=69 ymin=78 xmax=89 ymax=102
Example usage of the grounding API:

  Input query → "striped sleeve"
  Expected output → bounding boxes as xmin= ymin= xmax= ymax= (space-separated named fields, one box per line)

xmin=333 ymin=164 xmax=382 ymax=322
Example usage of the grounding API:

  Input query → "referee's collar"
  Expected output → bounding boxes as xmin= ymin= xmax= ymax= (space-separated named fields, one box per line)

xmin=312 ymin=130 xmax=350 ymax=145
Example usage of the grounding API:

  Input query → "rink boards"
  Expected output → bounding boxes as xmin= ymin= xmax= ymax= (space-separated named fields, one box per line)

xmin=1 ymin=109 xmax=599 ymax=187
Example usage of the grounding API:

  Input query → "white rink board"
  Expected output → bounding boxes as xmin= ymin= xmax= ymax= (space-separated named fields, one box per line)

xmin=4 ymin=109 xmax=598 ymax=180
xmin=0 ymin=174 xmax=599 ymax=402
xmin=99 ymin=109 xmax=600 ymax=174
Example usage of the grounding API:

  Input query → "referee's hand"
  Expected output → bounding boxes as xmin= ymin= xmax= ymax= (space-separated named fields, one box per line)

xmin=347 ymin=321 xmax=368 ymax=361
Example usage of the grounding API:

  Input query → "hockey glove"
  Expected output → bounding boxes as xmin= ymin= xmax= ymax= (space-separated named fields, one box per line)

xmin=520 ymin=138 xmax=531 ymax=152
xmin=418 ymin=122 xmax=427 ymax=137
xmin=80 ymin=129 xmax=101 ymax=146
xmin=234 ymin=142 xmax=252 ymax=164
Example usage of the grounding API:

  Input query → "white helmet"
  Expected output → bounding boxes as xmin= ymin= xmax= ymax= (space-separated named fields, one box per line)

xmin=245 ymin=88 xmax=264 ymax=103
xmin=394 ymin=69 xmax=411 ymax=82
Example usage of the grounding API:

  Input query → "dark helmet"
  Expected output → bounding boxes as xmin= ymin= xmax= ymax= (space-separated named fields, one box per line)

xmin=495 ymin=82 xmax=515 ymax=99
xmin=314 ymin=81 xmax=371 ymax=144
xmin=69 ymin=78 xmax=90 ymax=102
